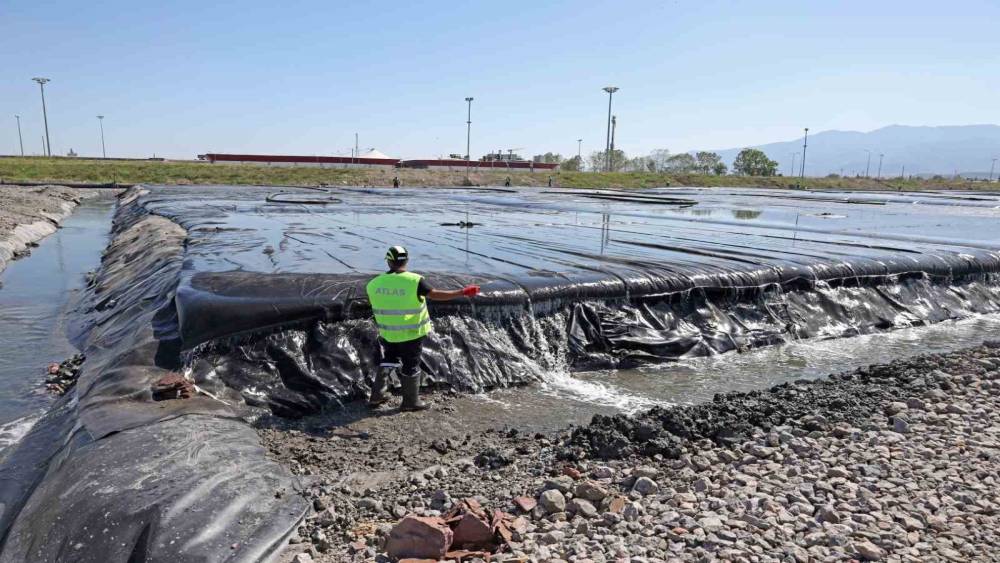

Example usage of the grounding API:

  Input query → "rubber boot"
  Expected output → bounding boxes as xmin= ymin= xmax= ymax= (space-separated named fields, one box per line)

xmin=367 ymin=364 xmax=395 ymax=408
xmin=399 ymin=373 xmax=429 ymax=412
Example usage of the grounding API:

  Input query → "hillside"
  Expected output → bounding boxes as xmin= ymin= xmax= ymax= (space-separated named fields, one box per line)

xmin=712 ymin=124 xmax=1000 ymax=178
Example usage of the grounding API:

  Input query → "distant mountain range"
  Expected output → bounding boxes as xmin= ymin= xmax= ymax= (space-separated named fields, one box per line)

xmin=710 ymin=124 xmax=1000 ymax=178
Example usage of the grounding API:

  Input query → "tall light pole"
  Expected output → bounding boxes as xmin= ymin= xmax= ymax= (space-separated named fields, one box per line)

xmin=789 ymin=152 xmax=798 ymax=177
xmin=463 ymin=97 xmax=474 ymax=182
xmin=97 ymin=115 xmax=106 ymax=158
xmin=602 ymin=86 xmax=619 ymax=172
xmin=32 ymin=77 xmax=51 ymax=157
xmin=610 ymin=116 xmax=617 ymax=154
xmin=864 ymin=149 xmax=872 ymax=178
xmin=877 ymin=153 xmax=884 ymax=180
xmin=799 ymin=127 xmax=808 ymax=178
xmin=577 ymin=138 xmax=582 ymax=161
xmin=14 ymin=115 xmax=24 ymax=156
xmin=990 ymin=158 xmax=997 ymax=182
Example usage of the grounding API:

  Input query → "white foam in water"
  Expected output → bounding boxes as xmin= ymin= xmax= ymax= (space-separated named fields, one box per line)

xmin=538 ymin=369 xmax=669 ymax=414
xmin=0 ymin=413 xmax=41 ymax=454
xmin=471 ymin=313 xmax=1000 ymax=433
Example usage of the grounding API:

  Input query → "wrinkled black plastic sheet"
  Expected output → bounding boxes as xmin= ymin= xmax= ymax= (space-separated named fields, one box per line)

xmin=0 ymin=189 xmax=307 ymax=562
xmin=146 ymin=185 xmax=1000 ymax=280
xmin=148 ymin=184 xmax=1000 ymax=417
xmin=161 ymin=185 xmax=1000 ymax=349
xmin=187 ymin=274 xmax=1000 ymax=417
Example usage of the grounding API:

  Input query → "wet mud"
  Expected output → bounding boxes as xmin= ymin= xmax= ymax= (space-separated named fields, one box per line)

xmin=559 ymin=346 xmax=979 ymax=460
xmin=0 ymin=185 xmax=81 ymax=273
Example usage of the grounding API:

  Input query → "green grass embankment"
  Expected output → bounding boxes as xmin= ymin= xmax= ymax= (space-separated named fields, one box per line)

xmin=0 ymin=156 xmax=992 ymax=191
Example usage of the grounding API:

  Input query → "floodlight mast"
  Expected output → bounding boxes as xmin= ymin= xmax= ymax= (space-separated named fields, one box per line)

xmin=602 ymin=86 xmax=619 ymax=172
xmin=32 ymin=77 xmax=51 ymax=157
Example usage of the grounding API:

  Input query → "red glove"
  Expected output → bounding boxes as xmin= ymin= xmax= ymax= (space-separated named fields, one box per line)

xmin=462 ymin=285 xmax=480 ymax=297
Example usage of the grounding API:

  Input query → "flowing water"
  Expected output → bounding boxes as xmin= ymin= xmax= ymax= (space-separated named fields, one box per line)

xmin=452 ymin=313 xmax=1000 ymax=433
xmin=0 ymin=198 xmax=114 ymax=449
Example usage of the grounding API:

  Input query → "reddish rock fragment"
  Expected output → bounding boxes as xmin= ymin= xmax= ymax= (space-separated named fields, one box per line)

xmin=151 ymin=373 xmax=195 ymax=401
xmin=386 ymin=516 xmax=453 ymax=560
xmin=452 ymin=511 xmax=494 ymax=548
xmin=446 ymin=549 xmax=493 ymax=561
xmin=510 ymin=516 xmax=529 ymax=534
xmin=608 ymin=496 xmax=627 ymax=514
xmin=513 ymin=496 xmax=536 ymax=512
xmin=561 ymin=465 xmax=582 ymax=479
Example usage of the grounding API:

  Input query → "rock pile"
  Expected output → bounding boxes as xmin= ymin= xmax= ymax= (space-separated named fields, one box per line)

xmin=384 ymin=498 xmax=523 ymax=561
xmin=269 ymin=342 xmax=1000 ymax=562
xmin=44 ymin=353 xmax=84 ymax=395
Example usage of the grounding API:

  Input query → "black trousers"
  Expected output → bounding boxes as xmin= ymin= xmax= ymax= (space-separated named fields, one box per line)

xmin=379 ymin=337 xmax=424 ymax=378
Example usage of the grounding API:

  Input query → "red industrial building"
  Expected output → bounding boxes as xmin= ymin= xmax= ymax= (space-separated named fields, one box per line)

xmin=198 ymin=152 xmax=559 ymax=172
xmin=397 ymin=159 xmax=557 ymax=171
xmin=198 ymin=150 xmax=398 ymax=169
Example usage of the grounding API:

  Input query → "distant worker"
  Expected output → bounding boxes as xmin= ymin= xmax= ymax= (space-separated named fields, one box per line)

xmin=548 ymin=176 xmax=553 ymax=187
xmin=366 ymin=246 xmax=479 ymax=411
xmin=393 ymin=176 xmax=400 ymax=188
xmin=504 ymin=177 xmax=511 ymax=187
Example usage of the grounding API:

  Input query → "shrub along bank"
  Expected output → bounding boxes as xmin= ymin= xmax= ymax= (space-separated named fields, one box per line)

xmin=1 ymin=156 xmax=991 ymax=191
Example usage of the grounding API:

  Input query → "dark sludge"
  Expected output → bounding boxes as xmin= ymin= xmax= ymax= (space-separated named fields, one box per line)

xmin=0 ymin=184 xmax=998 ymax=562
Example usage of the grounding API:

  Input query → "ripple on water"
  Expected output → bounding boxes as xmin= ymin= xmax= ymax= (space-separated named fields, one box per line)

xmin=0 ymin=199 xmax=115 ymax=435
xmin=463 ymin=313 xmax=1000 ymax=433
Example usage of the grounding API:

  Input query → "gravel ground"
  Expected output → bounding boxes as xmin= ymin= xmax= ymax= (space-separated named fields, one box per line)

xmin=0 ymin=185 xmax=89 ymax=273
xmin=261 ymin=341 xmax=1000 ymax=562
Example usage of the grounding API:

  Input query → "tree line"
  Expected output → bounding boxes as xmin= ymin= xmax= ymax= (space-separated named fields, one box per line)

xmin=534 ymin=147 xmax=779 ymax=176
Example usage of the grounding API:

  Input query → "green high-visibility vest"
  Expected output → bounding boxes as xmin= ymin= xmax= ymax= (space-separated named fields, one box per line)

xmin=366 ymin=271 xmax=432 ymax=343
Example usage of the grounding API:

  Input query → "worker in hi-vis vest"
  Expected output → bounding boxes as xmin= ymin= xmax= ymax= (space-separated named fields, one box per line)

xmin=366 ymin=246 xmax=480 ymax=411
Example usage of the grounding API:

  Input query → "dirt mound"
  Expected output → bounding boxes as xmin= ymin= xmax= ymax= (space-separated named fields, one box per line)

xmin=559 ymin=346 xmax=996 ymax=460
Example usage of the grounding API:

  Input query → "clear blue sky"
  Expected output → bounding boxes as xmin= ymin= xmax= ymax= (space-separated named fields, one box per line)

xmin=2 ymin=0 xmax=998 ymax=160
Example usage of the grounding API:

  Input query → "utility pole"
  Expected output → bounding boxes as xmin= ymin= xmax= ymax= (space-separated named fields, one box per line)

xmin=799 ymin=127 xmax=808 ymax=178
xmin=577 ymin=138 xmax=582 ymax=161
xmin=901 ymin=165 xmax=905 ymax=179
xmin=990 ymin=158 xmax=997 ymax=182
xmin=877 ymin=153 xmax=884 ymax=180
xmin=789 ymin=152 xmax=798 ymax=177
xmin=610 ymin=115 xmax=617 ymax=170
xmin=14 ymin=115 xmax=24 ymax=156
xmin=602 ymin=86 xmax=619 ymax=172
xmin=97 ymin=115 xmax=106 ymax=158
xmin=354 ymin=133 xmax=359 ymax=165
xmin=465 ymin=97 xmax=473 ymax=179
xmin=32 ymin=77 xmax=51 ymax=157
xmin=864 ymin=149 xmax=872 ymax=178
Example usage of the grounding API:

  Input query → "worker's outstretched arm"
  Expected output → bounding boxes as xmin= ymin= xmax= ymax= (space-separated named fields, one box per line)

xmin=427 ymin=285 xmax=479 ymax=301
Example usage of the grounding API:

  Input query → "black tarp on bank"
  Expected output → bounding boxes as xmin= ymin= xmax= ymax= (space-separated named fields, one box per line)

xmin=157 ymin=184 xmax=1000 ymax=417
xmin=0 ymin=189 xmax=307 ymax=563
